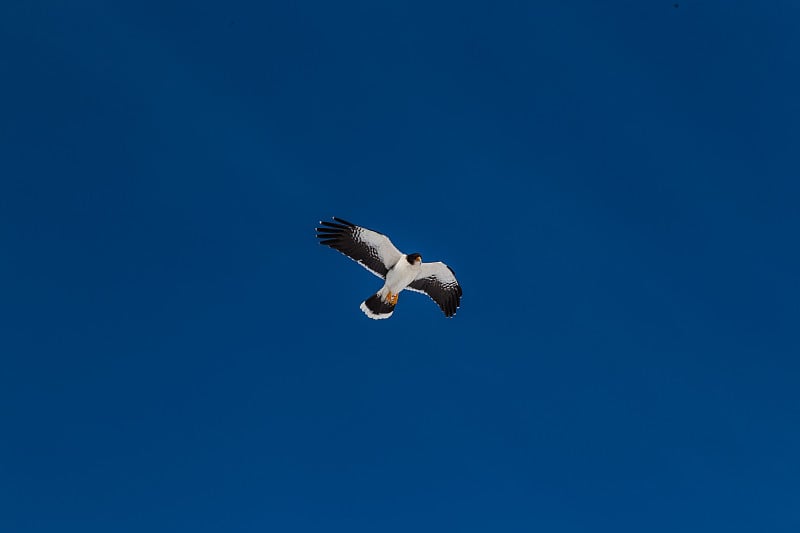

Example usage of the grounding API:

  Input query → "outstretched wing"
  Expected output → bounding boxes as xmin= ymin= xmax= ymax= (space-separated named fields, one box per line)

xmin=316 ymin=217 xmax=403 ymax=278
xmin=407 ymin=262 xmax=462 ymax=317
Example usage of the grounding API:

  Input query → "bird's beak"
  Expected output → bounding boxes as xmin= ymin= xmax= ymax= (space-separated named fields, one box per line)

xmin=417 ymin=256 xmax=422 ymax=263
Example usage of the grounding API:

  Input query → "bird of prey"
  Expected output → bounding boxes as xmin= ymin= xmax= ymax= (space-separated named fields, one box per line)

xmin=316 ymin=217 xmax=462 ymax=319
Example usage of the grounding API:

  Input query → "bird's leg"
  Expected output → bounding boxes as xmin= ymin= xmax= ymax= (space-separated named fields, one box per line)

xmin=390 ymin=292 xmax=399 ymax=305
xmin=385 ymin=291 xmax=394 ymax=304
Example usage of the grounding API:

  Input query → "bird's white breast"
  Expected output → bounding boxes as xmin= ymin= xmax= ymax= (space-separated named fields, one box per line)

xmin=385 ymin=256 xmax=420 ymax=293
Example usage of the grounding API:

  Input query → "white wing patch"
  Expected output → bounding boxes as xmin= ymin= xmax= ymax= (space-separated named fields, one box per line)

xmin=353 ymin=227 xmax=404 ymax=277
xmin=407 ymin=261 xmax=463 ymax=317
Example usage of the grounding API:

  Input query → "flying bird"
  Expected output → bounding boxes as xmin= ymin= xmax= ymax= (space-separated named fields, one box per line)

xmin=316 ymin=217 xmax=462 ymax=319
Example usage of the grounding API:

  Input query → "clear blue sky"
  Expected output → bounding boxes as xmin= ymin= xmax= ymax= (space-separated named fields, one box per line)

xmin=2 ymin=1 xmax=799 ymax=531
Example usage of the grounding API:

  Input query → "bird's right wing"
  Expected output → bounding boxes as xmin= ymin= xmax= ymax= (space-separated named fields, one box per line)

xmin=316 ymin=217 xmax=403 ymax=278
xmin=407 ymin=262 xmax=462 ymax=317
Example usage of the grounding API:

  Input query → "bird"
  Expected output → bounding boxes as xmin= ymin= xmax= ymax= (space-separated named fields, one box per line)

xmin=316 ymin=217 xmax=462 ymax=319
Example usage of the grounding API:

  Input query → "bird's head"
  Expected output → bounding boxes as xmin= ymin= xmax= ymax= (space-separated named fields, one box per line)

xmin=406 ymin=253 xmax=423 ymax=265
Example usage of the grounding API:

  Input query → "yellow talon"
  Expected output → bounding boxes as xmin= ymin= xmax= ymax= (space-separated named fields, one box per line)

xmin=385 ymin=291 xmax=399 ymax=305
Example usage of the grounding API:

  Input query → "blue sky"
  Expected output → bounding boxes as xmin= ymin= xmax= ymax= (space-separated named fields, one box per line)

xmin=2 ymin=1 xmax=799 ymax=531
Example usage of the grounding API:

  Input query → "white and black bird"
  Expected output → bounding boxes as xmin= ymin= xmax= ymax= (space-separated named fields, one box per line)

xmin=316 ymin=217 xmax=462 ymax=319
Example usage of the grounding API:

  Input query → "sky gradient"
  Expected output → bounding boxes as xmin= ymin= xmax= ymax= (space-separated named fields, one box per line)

xmin=2 ymin=1 xmax=800 ymax=531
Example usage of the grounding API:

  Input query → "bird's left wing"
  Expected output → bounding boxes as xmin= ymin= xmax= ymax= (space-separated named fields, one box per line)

xmin=407 ymin=262 xmax=463 ymax=317
xmin=316 ymin=217 xmax=403 ymax=278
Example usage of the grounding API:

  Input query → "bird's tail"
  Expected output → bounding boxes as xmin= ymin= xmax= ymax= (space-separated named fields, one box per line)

xmin=360 ymin=291 xmax=395 ymax=320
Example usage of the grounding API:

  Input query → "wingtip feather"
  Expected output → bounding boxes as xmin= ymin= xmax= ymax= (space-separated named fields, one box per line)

xmin=332 ymin=216 xmax=356 ymax=227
